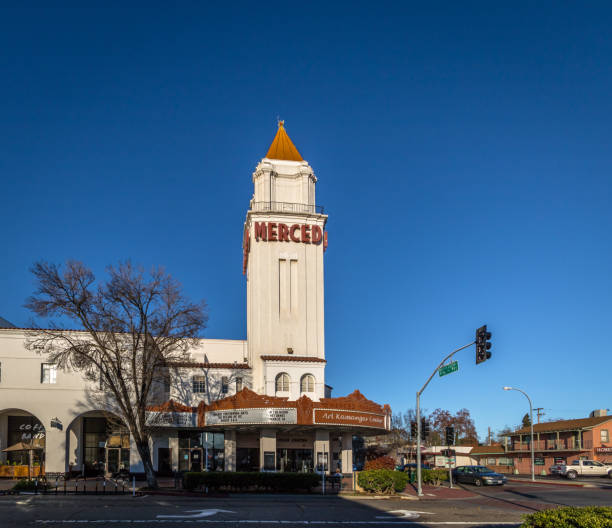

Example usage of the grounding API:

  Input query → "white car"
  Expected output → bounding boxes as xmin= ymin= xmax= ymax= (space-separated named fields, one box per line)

xmin=559 ymin=460 xmax=612 ymax=479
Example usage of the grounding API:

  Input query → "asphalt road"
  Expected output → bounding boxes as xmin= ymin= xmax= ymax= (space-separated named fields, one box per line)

xmin=0 ymin=482 xmax=610 ymax=528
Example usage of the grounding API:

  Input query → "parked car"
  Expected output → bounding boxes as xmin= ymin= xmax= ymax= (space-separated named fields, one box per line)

xmin=559 ymin=460 xmax=612 ymax=479
xmin=548 ymin=464 xmax=563 ymax=475
xmin=452 ymin=465 xmax=507 ymax=486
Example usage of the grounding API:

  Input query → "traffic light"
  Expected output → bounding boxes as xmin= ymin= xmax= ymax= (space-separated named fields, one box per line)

xmin=421 ymin=418 xmax=430 ymax=440
xmin=445 ymin=426 xmax=455 ymax=446
xmin=476 ymin=324 xmax=492 ymax=364
xmin=410 ymin=421 xmax=417 ymax=439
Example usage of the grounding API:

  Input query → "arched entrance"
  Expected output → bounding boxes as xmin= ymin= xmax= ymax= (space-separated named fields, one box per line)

xmin=0 ymin=408 xmax=46 ymax=478
xmin=66 ymin=411 xmax=130 ymax=477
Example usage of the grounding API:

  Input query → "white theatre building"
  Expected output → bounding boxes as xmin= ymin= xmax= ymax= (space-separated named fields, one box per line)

xmin=0 ymin=123 xmax=390 ymax=478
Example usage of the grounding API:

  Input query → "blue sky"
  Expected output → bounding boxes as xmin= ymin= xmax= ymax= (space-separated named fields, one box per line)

xmin=1 ymin=3 xmax=611 ymax=440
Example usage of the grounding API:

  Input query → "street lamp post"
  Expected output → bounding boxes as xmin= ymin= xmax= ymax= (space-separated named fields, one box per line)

xmin=503 ymin=386 xmax=535 ymax=481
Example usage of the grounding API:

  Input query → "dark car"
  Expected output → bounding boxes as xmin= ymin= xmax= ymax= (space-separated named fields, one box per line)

xmin=452 ymin=465 xmax=507 ymax=486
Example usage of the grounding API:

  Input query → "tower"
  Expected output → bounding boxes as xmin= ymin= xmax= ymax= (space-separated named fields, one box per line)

xmin=243 ymin=122 xmax=328 ymax=400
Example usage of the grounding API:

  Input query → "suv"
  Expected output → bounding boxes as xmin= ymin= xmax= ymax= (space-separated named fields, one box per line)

xmin=559 ymin=460 xmax=612 ymax=479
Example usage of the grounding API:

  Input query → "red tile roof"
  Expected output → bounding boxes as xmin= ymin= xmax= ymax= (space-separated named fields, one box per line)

xmin=511 ymin=416 xmax=612 ymax=435
xmin=470 ymin=445 xmax=506 ymax=455
xmin=260 ymin=355 xmax=326 ymax=363
xmin=168 ymin=362 xmax=250 ymax=369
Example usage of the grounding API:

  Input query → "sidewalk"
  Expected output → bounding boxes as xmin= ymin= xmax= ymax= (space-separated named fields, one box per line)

xmin=400 ymin=483 xmax=476 ymax=500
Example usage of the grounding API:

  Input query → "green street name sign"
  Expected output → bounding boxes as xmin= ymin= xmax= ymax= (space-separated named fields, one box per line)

xmin=439 ymin=361 xmax=459 ymax=377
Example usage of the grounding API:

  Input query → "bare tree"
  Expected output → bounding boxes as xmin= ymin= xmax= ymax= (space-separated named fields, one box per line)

xmin=24 ymin=261 xmax=207 ymax=488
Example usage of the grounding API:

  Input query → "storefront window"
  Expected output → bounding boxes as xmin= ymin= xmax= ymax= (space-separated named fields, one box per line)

xmin=276 ymin=448 xmax=313 ymax=472
xmin=263 ymin=451 xmax=275 ymax=471
xmin=178 ymin=431 xmax=224 ymax=472
xmin=316 ymin=451 xmax=328 ymax=473
xmin=6 ymin=416 xmax=45 ymax=465
xmin=82 ymin=417 xmax=130 ymax=476
xmin=237 ymin=447 xmax=259 ymax=471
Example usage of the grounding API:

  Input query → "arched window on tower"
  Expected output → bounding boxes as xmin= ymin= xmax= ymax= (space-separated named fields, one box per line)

xmin=275 ymin=373 xmax=290 ymax=393
xmin=300 ymin=374 xmax=315 ymax=393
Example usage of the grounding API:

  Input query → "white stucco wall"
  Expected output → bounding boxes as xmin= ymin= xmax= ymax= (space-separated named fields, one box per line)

xmin=246 ymin=157 xmax=327 ymax=395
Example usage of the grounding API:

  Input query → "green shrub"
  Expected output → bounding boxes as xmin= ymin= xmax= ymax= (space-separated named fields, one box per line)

xmin=183 ymin=472 xmax=320 ymax=493
xmin=358 ymin=469 xmax=409 ymax=494
xmin=12 ymin=479 xmax=49 ymax=492
xmin=521 ymin=506 xmax=612 ymax=527
xmin=422 ymin=469 xmax=449 ymax=485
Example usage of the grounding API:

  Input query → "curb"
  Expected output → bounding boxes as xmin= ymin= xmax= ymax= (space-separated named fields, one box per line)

xmin=506 ymin=478 xmax=592 ymax=488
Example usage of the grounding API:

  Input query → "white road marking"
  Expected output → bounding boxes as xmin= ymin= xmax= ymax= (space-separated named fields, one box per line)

xmin=34 ymin=520 xmax=522 ymax=525
xmin=157 ymin=509 xmax=236 ymax=519
xmin=376 ymin=510 xmax=436 ymax=520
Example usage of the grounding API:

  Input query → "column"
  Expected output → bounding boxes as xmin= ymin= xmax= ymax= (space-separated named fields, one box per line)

xmin=129 ymin=435 xmax=144 ymax=474
xmin=341 ymin=434 xmax=353 ymax=474
xmin=66 ymin=417 xmax=82 ymax=472
xmin=45 ymin=425 xmax=67 ymax=473
xmin=314 ymin=429 xmax=330 ymax=475
xmin=0 ymin=414 xmax=8 ymax=464
xmin=224 ymin=430 xmax=237 ymax=472
xmin=259 ymin=429 xmax=276 ymax=471
xmin=169 ymin=433 xmax=179 ymax=473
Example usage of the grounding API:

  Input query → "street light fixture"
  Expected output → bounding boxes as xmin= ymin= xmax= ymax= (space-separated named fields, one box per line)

xmin=503 ymin=386 xmax=535 ymax=481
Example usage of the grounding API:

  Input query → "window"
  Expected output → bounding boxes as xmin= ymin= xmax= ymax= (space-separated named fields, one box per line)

xmin=221 ymin=376 xmax=229 ymax=394
xmin=41 ymin=363 xmax=57 ymax=384
xmin=601 ymin=430 xmax=610 ymax=443
xmin=279 ymin=258 xmax=298 ymax=315
xmin=236 ymin=377 xmax=243 ymax=392
xmin=192 ymin=376 xmax=205 ymax=393
xmin=275 ymin=373 xmax=290 ymax=393
xmin=300 ymin=374 xmax=315 ymax=393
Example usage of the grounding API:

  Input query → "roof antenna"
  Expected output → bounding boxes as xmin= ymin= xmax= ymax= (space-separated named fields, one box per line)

xmin=277 ymin=115 xmax=284 ymax=128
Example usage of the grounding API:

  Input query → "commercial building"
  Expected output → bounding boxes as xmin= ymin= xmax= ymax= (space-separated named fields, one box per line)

xmin=0 ymin=123 xmax=391 ymax=478
xmin=500 ymin=411 xmax=612 ymax=473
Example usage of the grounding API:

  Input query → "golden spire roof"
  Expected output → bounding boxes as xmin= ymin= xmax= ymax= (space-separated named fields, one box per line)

xmin=265 ymin=120 xmax=303 ymax=161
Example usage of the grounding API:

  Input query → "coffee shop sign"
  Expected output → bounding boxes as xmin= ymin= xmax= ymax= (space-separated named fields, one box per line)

xmin=20 ymin=423 xmax=45 ymax=441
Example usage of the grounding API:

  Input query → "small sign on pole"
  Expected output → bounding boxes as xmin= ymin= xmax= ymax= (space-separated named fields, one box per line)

xmin=439 ymin=361 xmax=459 ymax=377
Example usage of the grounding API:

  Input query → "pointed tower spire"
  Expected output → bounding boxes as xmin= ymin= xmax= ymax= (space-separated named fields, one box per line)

xmin=265 ymin=120 xmax=303 ymax=161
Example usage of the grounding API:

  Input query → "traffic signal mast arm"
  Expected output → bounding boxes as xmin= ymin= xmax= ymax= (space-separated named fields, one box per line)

xmin=416 ymin=340 xmax=475 ymax=497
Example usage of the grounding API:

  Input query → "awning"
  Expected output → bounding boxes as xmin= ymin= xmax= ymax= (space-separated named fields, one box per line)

xmin=2 ymin=442 xmax=44 ymax=452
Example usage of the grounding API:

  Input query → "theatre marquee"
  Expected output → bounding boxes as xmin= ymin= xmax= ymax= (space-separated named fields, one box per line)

xmin=205 ymin=408 xmax=297 ymax=426
xmin=313 ymin=409 xmax=386 ymax=428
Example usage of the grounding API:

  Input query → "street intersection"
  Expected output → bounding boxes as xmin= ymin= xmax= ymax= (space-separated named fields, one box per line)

xmin=1 ymin=481 xmax=610 ymax=528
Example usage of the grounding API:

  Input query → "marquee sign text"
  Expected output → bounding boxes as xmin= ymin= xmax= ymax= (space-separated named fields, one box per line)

xmin=146 ymin=411 xmax=197 ymax=428
xmin=206 ymin=408 xmax=297 ymax=426
xmin=313 ymin=409 xmax=387 ymax=428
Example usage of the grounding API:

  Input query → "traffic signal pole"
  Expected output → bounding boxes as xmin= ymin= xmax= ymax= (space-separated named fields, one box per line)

xmin=415 ymin=341 xmax=475 ymax=497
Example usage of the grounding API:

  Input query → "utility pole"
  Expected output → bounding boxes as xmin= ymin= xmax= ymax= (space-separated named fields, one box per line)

xmin=488 ymin=427 xmax=492 ymax=446
xmin=416 ymin=340 xmax=477 ymax=496
xmin=534 ymin=408 xmax=545 ymax=424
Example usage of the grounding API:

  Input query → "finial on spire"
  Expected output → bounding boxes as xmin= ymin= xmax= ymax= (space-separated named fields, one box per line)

xmin=266 ymin=120 xmax=303 ymax=161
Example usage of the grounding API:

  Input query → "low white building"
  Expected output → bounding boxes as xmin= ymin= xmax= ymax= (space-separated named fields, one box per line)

xmin=0 ymin=123 xmax=390 ymax=478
